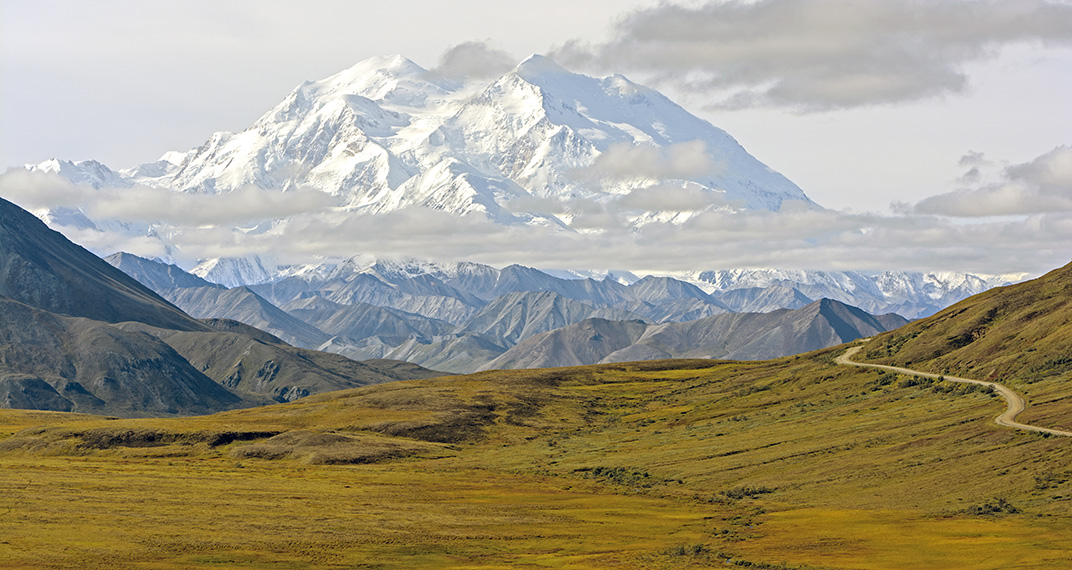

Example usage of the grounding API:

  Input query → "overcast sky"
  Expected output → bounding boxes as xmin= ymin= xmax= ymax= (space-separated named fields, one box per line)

xmin=2 ymin=0 xmax=1071 ymax=275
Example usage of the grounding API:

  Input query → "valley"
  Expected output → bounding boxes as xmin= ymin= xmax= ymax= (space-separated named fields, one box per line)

xmin=2 ymin=192 xmax=1070 ymax=567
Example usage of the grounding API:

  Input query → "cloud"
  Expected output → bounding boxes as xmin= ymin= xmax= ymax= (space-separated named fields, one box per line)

xmin=7 ymin=155 xmax=1072 ymax=277
xmin=1007 ymin=144 xmax=1072 ymax=194
xmin=434 ymin=41 xmax=517 ymax=80
xmin=552 ymin=0 xmax=1072 ymax=109
xmin=504 ymin=194 xmax=568 ymax=216
xmin=16 ymin=192 xmax=1072 ymax=275
xmin=0 ymin=169 xmax=338 ymax=226
xmin=50 ymin=196 xmax=1070 ymax=276
xmin=907 ymin=145 xmax=1072 ymax=216
xmin=575 ymin=140 xmax=724 ymax=182
xmin=87 ymin=184 xmax=339 ymax=226
xmin=0 ymin=168 xmax=88 ymax=209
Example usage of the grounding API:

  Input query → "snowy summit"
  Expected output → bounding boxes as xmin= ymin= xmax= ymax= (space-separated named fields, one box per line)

xmin=28 ymin=54 xmax=815 ymax=235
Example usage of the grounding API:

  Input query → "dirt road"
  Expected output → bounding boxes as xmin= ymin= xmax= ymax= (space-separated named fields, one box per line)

xmin=837 ymin=345 xmax=1072 ymax=437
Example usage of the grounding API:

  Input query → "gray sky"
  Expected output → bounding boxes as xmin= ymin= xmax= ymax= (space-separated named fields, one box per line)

xmin=2 ymin=0 xmax=1071 ymax=274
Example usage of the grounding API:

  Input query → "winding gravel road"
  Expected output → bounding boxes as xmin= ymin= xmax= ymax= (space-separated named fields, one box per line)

xmin=837 ymin=345 xmax=1072 ymax=437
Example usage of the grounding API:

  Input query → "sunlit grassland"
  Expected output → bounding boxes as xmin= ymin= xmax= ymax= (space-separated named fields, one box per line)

xmin=1 ymin=454 xmax=719 ymax=569
xmin=2 ymin=348 xmax=1071 ymax=568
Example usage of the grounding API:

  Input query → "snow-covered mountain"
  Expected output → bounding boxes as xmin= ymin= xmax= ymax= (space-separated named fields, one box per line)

xmin=678 ymin=268 xmax=1020 ymax=318
xmin=16 ymin=53 xmax=1018 ymax=323
xmin=192 ymin=256 xmax=279 ymax=288
xmin=183 ymin=253 xmax=1018 ymax=320
xmin=25 ymin=53 xmax=813 ymax=240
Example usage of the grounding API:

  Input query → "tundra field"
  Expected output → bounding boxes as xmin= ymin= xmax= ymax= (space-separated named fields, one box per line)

xmin=3 ymin=344 xmax=1071 ymax=569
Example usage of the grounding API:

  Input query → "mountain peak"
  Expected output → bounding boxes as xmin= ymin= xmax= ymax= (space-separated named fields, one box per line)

xmin=356 ymin=54 xmax=425 ymax=75
xmin=514 ymin=54 xmax=570 ymax=80
xmin=309 ymin=54 xmax=444 ymax=107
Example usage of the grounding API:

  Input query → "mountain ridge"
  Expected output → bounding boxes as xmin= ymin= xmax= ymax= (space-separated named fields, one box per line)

xmin=202 ymin=253 xmax=1014 ymax=320
xmin=0 ymin=198 xmax=443 ymax=416
xmin=484 ymin=298 xmax=908 ymax=370
xmin=0 ymin=197 xmax=205 ymax=332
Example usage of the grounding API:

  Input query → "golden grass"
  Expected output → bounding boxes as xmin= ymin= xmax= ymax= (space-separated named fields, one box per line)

xmin=0 ymin=454 xmax=717 ymax=569
xmin=3 ymin=353 xmax=1071 ymax=568
xmin=737 ymin=507 xmax=1072 ymax=570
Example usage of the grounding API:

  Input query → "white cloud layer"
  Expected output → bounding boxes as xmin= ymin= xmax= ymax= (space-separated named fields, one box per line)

xmin=129 ymin=201 xmax=1072 ymax=275
xmin=0 ymin=169 xmax=338 ymax=226
xmin=553 ymin=0 xmax=1072 ymax=109
xmin=4 ymin=146 xmax=1072 ymax=276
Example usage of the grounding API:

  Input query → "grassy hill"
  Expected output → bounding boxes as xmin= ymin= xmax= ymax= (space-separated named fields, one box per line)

xmin=859 ymin=260 xmax=1072 ymax=430
xmin=3 ymin=346 xmax=1071 ymax=569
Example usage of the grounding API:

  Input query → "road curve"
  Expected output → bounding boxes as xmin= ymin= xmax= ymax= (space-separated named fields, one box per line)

xmin=837 ymin=345 xmax=1072 ymax=437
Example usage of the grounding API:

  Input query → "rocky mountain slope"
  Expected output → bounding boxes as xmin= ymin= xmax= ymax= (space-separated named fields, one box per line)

xmin=0 ymin=198 xmax=204 ymax=332
xmin=0 ymin=198 xmax=441 ymax=416
xmin=484 ymin=299 xmax=907 ymax=370
xmin=160 ymin=286 xmax=332 ymax=349
xmin=105 ymin=252 xmax=221 ymax=291
xmin=0 ymin=297 xmax=241 ymax=416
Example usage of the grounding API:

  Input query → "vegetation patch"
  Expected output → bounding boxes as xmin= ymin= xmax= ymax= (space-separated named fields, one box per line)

xmin=573 ymin=465 xmax=659 ymax=488
xmin=866 ymin=330 xmax=921 ymax=359
xmin=1029 ymin=356 xmax=1072 ymax=377
xmin=662 ymin=543 xmax=711 ymax=557
xmin=1034 ymin=471 xmax=1069 ymax=491
xmin=961 ymin=497 xmax=1021 ymax=516
xmin=893 ymin=375 xmax=995 ymax=397
xmin=721 ymin=485 xmax=776 ymax=500
xmin=660 ymin=545 xmax=819 ymax=569
xmin=371 ymin=407 xmax=495 ymax=443
xmin=230 ymin=429 xmax=436 ymax=464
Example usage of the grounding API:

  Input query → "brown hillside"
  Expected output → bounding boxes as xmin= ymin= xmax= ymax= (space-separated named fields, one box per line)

xmin=860 ymin=260 xmax=1072 ymax=428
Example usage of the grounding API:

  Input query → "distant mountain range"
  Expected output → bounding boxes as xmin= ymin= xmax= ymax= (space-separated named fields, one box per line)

xmin=104 ymin=251 xmax=914 ymax=373
xmin=179 ymin=253 xmax=1017 ymax=320
xmin=0 ymin=198 xmax=441 ymax=417
xmin=484 ymin=299 xmax=906 ymax=369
